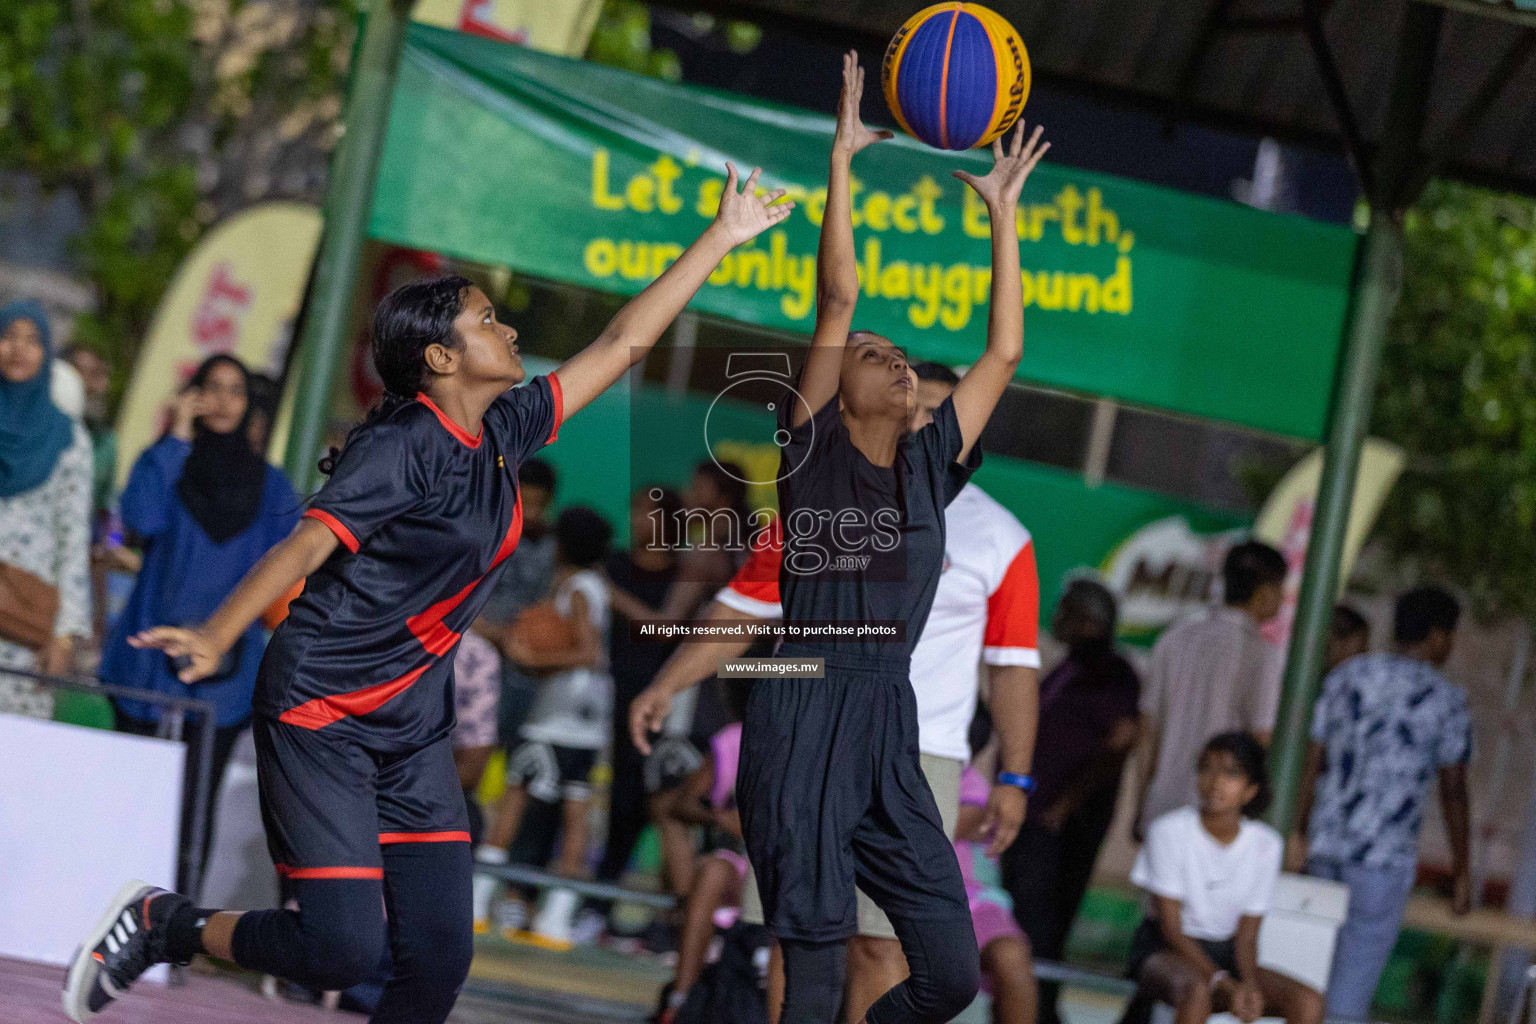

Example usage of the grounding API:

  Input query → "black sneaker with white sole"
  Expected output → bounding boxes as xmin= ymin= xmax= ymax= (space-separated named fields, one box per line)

xmin=62 ymin=880 xmax=191 ymax=1023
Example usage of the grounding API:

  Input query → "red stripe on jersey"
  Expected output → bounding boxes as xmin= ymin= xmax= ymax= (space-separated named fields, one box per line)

xmin=303 ymin=508 xmax=359 ymax=553
xmin=546 ymin=373 xmax=564 ymax=445
xmin=984 ymin=539 xmax=1040 ymax=653
xmin=490 ymin=492 xmax=525 ymax=569
xmin=405 ymin=578 xmax=476 ymax=655
xmin=278 ymin=662 xmax=432 ymax=730
xmin=275 ymin=865 xmax=384 ymax=880
xmin=378 ymin=831 xmax=472 ymax=844
xmin=416 ymin=392 xmax=483 ymax=448
xmin=727 ymin=517 xmax=783 ymax=605
xmin=281 ymin=469 xmax=526 ymax=728
xmin=403 ymin=493 xmax=523 ymax=654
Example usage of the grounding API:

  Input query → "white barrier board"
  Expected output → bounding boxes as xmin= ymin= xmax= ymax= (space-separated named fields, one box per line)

xmin=0 ymin=713 xmax=182 ymax=967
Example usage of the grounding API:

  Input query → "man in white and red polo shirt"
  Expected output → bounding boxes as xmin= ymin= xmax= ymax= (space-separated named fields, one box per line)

xmin=631 ymin=363 xmax=1041 ymax=1024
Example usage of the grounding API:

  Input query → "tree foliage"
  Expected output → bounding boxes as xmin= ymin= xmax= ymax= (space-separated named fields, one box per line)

xmin=585 ymin=1 xmax=761 ymax=83
xmin=0 ymin=0 xmax=355 ymax=376
xmin=1372 ymin=180 xmax=1536 ymax=619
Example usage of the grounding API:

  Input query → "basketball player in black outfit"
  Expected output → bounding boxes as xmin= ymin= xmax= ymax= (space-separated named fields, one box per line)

xmin=636 ymin=52 xmax=1049 ymax=1024
xmin=63 ymin=167 xmax=791 ymax=1024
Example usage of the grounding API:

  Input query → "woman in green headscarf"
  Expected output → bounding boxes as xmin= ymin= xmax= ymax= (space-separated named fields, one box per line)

xmin=0 ymin=298 xmax=93 ymax=717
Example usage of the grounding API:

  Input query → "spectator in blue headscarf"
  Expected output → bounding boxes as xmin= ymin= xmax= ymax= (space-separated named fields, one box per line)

xmin=0 ymin=299 xmax=93 ymax=717
xmin=102 ymin=353 xmax=300 ymax=880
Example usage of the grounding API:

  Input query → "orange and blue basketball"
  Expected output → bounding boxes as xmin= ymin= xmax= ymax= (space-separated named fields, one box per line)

xmin=882 ymin=3 xmax=1031 ymax=151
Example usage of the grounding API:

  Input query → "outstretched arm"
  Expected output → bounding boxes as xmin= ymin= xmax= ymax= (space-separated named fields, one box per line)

xmin=129 ymin=518 xmax=338 ymax=681
xmin=555 ymin=165 xmax=793 ymax=419
xmin=950 ymin=123 xmax=1049 ymax=460
xmin=793 ymin=50 xmax=893 ymax=427
xmin=629 ymin=600 xmax=759 ymax=753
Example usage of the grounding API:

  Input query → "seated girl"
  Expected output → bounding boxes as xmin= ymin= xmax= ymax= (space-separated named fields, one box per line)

xmin=954 ymin=762 xmax=1037 ymax=1024
xmin=655 ymin=683 xmax=750 ymax=1023
xmin=1129 ymin=732 xmax=1323 ymax=1024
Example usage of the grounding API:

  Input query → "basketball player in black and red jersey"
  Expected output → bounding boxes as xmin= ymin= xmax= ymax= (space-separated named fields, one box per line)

xmin=63 ymin=167 xmax=791 ymax=1024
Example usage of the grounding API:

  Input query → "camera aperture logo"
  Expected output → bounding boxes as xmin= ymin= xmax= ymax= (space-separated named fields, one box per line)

xmin=703 ymin=351 xmax=812 ymax=488
xmin=634 ymin=345 xmax=908 ymax=583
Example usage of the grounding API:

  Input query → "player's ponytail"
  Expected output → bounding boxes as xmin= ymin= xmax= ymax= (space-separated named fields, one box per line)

xmin=319 ymin=274 xmax=473 ymax=476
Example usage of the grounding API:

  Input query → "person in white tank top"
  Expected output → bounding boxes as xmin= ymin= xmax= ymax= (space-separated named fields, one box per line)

xmin=473 ymin=507 xmax=614 ymax=941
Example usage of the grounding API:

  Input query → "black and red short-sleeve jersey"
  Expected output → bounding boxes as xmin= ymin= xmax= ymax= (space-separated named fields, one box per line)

xmin=255 ymin=374 xmax=563 ymax=751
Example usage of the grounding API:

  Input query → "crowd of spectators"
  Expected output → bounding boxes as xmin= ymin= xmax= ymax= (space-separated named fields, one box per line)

xmin=0 ymin=293 xmax=1480 ymax=1024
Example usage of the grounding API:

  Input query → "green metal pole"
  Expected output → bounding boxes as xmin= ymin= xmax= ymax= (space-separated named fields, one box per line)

xmin=283 ymin=0 xmax=411 ymax=494
xmin=1265 ymin=213 xmax=1403 ymax=833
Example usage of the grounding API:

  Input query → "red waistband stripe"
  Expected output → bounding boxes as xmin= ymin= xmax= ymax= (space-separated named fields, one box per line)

xmin=378 ymin=831 xmax=472 ymax=844
xmin=275 ymin=864 xmax=384 ymax=880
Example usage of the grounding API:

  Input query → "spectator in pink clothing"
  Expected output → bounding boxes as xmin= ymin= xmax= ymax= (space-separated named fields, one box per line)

xmin=655 ymin=684 xmax=750 ymax=1024
xmin=954 ymin=762 xmax=1037 ymax=1024
xmin=452 ymin=629 xmax=502 ymax=846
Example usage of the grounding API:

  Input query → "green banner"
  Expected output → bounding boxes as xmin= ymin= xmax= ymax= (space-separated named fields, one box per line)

xmin=372 ymin=25 xmax=1358 ymax=439
xmin=517 ymin=357 xmax=1250 ymax=627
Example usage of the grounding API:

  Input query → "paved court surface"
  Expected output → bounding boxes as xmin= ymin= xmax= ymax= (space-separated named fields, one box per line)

xmin=2 ymin=939 xmax=1128 ymax=1024
xmin=0 ymin=939 xmax=664 ymax=1024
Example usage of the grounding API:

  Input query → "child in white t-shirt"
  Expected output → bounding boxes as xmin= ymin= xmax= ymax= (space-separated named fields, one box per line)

xmin=1129 ymin=732 xmax=1322 ymax=1024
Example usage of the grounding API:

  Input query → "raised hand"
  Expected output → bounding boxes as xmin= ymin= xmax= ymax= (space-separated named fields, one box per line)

xmin=953 ymin=122 xmax=1050 ymax=210
xmin=128 ymin=625 xmax=223 ymax=683
xmin=711 ymin=163 xmax=794 ymax=247
xmin=171 ymin=387 xmax=209 ymax=441
xmin=834 ymin=49 xmax=894 ymax=157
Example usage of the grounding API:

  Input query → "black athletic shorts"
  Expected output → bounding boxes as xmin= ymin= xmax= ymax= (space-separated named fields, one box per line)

xmin=736 ymin=646 xmax=971 ymax=943
xmin=1127 ymin=918 xmax=1240 ymax=980
xmin=252 ymin=715 xmax=470 ymax=881
xmin=505 ymin=739 xmax=597 ymax=803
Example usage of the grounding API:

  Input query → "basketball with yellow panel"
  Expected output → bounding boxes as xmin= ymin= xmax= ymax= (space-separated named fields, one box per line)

xmin=882 ymin=3 xmax=1031 ymax=150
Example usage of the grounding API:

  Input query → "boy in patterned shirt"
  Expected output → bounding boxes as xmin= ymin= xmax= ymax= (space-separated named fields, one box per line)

xmin=1298 ymin=585 xmax=1471 ymax=1021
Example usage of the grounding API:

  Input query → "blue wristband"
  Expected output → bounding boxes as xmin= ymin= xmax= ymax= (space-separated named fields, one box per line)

xmin=998 ymin=771 xmax=1036 ymax=793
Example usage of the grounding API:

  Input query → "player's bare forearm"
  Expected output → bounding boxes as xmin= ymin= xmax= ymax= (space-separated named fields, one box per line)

xmin=557 ymin=165 xmax=791 ymax=419
xmin=132 ymin=525 xmax=317 ymax=676
xmin=555 ymin=224 xmax=737 ymax=417
xmin=204 ymin=518 xmax=336 ymax=650
xmin=951 ymin=124 xmax=1048 ymax=455
xmin=951 ymin=198 xmax=1022 ymax=456
xmin=796 ymin=50 xmax=890 ymax=427
xmin=796 ymin=152 xmax=858 ymax=427
xmin=630 ymin=601 xmax=760 ymax=753
xmin=610 ymin=575 xmax=714 ymax=623
xmin=818 ymin=152 xmax=860 ymax=317
xmin=651 ymin=601 xmax=758 ymax=697
xmin=989 ymin=664 xmax=1038 ymax=776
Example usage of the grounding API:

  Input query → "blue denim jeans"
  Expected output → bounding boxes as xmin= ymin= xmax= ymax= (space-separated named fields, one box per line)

xmin=1308 ymin=857 xmax=1417 ymax=1021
